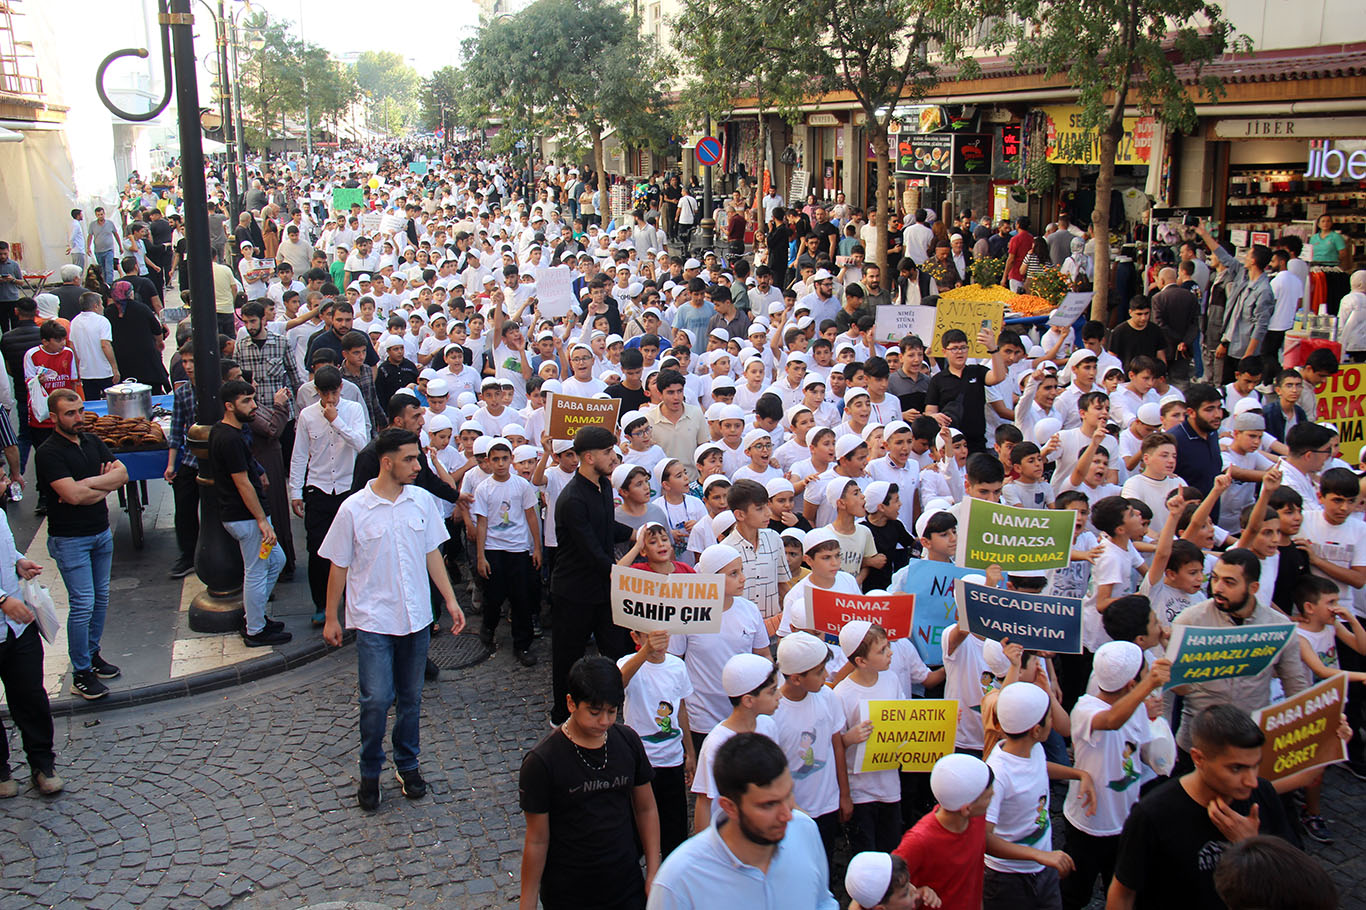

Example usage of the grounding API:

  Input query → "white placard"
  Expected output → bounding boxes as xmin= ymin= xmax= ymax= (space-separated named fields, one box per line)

xmin=535 ymin=266 xmax=576 ymax=318
xmin=874 ymin=304 xmax=937 ymax=344
xmin=1048 ymin=292 xmax=1092 ymax=328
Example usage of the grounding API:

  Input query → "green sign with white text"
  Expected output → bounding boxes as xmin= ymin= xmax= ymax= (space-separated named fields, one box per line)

xmin=954 ymin=498 xmax=1076 ymax=572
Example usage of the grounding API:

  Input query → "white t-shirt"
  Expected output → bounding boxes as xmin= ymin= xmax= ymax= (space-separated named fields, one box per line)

xmin=1003 ymin=480 xmax=1055 ymax=510
xmin=69 ymin=311 xmax=114 ymax=380
xmin=833 ymin=670 xmax=905 ymax=804
xmin=617 ymin=653 xmax=695 ymax=768
xmin=541 ymin=465 xmax=576 ymax=548
xmin=830 ymin=524 xmax=877 ymax=577
xmin=985 ymin=743 xmax=1052 ymax=874
xmin=1047 ymin=530 xmax=1098 ymax=601
xmin=1139 ymin=577 xmax=1193 ymax=632
xmin=1083 ymin=538 xmax=1143 ymax=651
xmin=1301 ymin=511 xmax=1366 ymax=616
xmin=1218 ymin=447 xmax=1274 ymax=532
xmin=772 ymin=688 xmax=846 ymax=818
xmin=692 ymin=715 xmax=779 ymax=799
xmin=491 ymin=342 xmax=529 ymax=408
xmin=944 ymin=633 xmax=994 ymax=750
xmin=1064 ymin=694 xmax=1152 ymax=836
xmin=561 ymin=374 xmax=607 ymax=398
xmin=471 ymin=474 xmax=537 ymax=551
xmin=1121 ymin=473 xmax=1182 ymax=520
xmin=669 ymin=597 xmax=768 ymax=734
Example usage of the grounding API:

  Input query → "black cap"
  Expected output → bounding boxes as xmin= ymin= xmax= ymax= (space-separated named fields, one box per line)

xmin=573 ymin=425 xmax=618 ymax=454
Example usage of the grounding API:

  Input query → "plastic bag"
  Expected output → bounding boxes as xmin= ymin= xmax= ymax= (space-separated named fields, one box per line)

xmin=27 ymin=374 xmax=48 ymax=423
xmin=20 ymin=578 xmax=59 ymax=644
xmin=1142 ymin=716 xmax=1176 ymax=778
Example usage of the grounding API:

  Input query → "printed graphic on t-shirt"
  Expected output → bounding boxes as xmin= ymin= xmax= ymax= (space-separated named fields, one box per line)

xmin=1016 ymin=796 xmax=1051 ymax=845
xmin=793 ymin=729 xmax=827 ymax=779
xmin=1107 ymin=742 xmax=1142 ymax=791
xmin=643 ymin=700 xmax=681 ymax=742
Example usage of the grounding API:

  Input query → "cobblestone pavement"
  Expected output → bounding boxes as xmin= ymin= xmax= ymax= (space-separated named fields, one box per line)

xmin=5 ymin=636 xmax=1366 ymax=909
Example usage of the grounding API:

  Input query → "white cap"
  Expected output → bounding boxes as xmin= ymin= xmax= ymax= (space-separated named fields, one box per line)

xmin=779 ymin=527 xmax=807 ymax=550
xmin=835 ymin=433 xmax=866 ymax=460
xmin=697 ymin=543 xmax=742 ymax=575
xmin=765 ymin=477 xmax=795 ymax=497
xmin=1136 ymin=402 xmax=1162 ymax=427
xmin=803 ymin=526 xmax=839 ymax=553
xmin=930 ymin=753 xmax=993 ymax=811
xmin=864 ymin=480 xmax=893 ymax=512
xmin=721 ymin=652 xmax=775 ymax=697
xmin=611 ymin=463 xmax=643 ymax=490
xmin=513 ymin=444 xmax=540 ymax=462
xmin=1233 ymin=397 xmax=1263 ymax=415
xmin=710 ymin=327 xmax=730 ymax=342
xmin=541 ymin=379 xmax=563 ymax=394
xmin=1032 ymin=416 xmax=1062 ymax=446
xmin=485 ymin=436 xmax=513 ymax=454
xmin=812 ymin=268 xmax=833 ymax=282
xmin=915 ymin=502 xmax=954 ymax=540
xmin=884 ymin=419 xmax=911 ymax=438
xmin=1092 ymin=640 xmax=1144 ymax=693
xmin=996 ymin=682 xmax=1052 ymax=734
xmin=684 ymin=257 xmax=702 ymax=270
xmin=471 ymin=437 xmax=493 ymax=456
xmin=777 ymin=631 xmax=829 ymax=675
xmin=425 ymin=414 xmax=453 ymax=435
xmin=981 ymin=637 xmax=1011 ymax=678
xmin=786 ymin=404 xmax=813 ymax=426
xmin=426 ymin=378 xmax=450 ymax=397
xmin=712 ymin=510 xmax=737 ymax=537
xmin=376 ymin=333 xmax=405 ymax=351
xmin=710 ymin=374 xmax=737 ymax=392
xmin=458 ymin=419 xmax=483 ymax=436
xmin=551 ymin=439 xmax=574 ymax=454
xmin=801 ymin=374 xmax=827 ymax=390
xmin=844 ymin=387 xmax=871 ymax=405
xmin=695 ymin=441 xmax=724 ymax=462
xmin=845 ymin=852 xmax=893 ymax=909
xmin=619 ymin=410 xmax=648 ymax=432
xmin=703 ymin=474 xmax=731 ymax=496
xmin=825 ymin=476 xmax=857 ymax=507
xmin=719 ymin=404 xmax=746 ymax=422
xmin=742 ymin=428 xmax=771 ymax=452
xmin=839 ymin=619 xmax=875 ymax=658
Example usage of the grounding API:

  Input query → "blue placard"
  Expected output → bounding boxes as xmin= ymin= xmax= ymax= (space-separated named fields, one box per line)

xmin=696 ymin=137 xmax=722 ymax=167
xmin=957 ymin=581 xmax=1084 ymax=654
xmin=1163 ymin=623 xmax=1296 ymax=689
xmin=408 ymin=160 xmax=429 ymax=175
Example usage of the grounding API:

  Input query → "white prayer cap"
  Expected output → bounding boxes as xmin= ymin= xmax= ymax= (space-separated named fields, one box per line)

xmin=1136 ymin=402 xmax=1162 ymax=427
xmin=1092 ymin=640 xmax=1144 ymax=693
xmin=426 ymin=378 xmax=450 ymax=397
xmin=981 ymin=637 xmax=1011 ymax=678
xmin=931 ymin=753 xmax=993 ymax=811
xmin=425 ymin=414 xmax=453 ymax=435
xmin=472 ymin=437 xmax=493 ymax=456
xmin=996 ymin=681 xmax=1051 ymax=734
xmin=711 ymin=511 xmax=737 ymax=538
xmin=863 ymin=480 xmax=892 ymax=512
xmin=844 ymin=852 xmax=893 ymax=909
xmin=502 ymin=423 xmax=528 ymax=438
xmin=765 ymin=477 xmax=794 ymax=497
xmin=835 ymin=433 xmax=866 ymax=460
xmin=377 ymin=333 xmax=404 ymax=352
xmin=742 ymin=428 xmax=771 ymax=452
xmin=839 ymin=619 xmax=874 ymax=658
xmin=844 ymin=386 xmax=870 ymax=405
xmin=825 ymin=476 xmax=857 ymax=507
xmin=696 ymin=543 xmax=742 ymax=575
xmin=777 ymin=631 xmax=829 ymax=676
xmin=812 ymin=268 xmax=833 ymax=282
xmin=719 ymin=404 xmax=746 ymax=422
xmin=803 ymin=526 xmax=838 ymax=553
xmin=884 ymin=419 xmax=911 ymax=437
xmin=779 ymin=527 xmax=807 ymax=550
xmin=513 ymin=444 xmax=540 ymax=462
xmin=721 ymin=653 xmax=775 ymax=697
xmin=611 ymin=463 xmax=644 ymax=490
xmin=1032 ymin=416 xmax=1062 ymax=446
xmin=915 ymin=501 xmax=953 ymax=540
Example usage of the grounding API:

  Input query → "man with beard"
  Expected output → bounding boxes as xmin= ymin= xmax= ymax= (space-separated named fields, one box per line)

xmin=647 ymin=733 xmax=837 ymax=909
xmin=1168 ymin=549 xmax=1309 ymax=771
xmin=1172 ymin=383 xmax=1225 ymax=520
xmin=548 ymin=426 xmax=634 ymax=725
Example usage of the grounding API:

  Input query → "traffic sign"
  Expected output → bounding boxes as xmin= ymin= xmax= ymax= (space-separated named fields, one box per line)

xmin=696 ymin=136 xmax=722 ymax=167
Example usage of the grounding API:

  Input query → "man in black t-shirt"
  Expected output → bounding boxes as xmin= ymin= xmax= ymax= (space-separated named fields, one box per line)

xmin=811 ymin=205 xmax=839 ymax=261
xmin=209 ymin=379 xmax=290 ymax=647
xmin=766 ymin=209 xmax=793 ymax=289
xmin=924 ymin=327 xmax=1008 ymax=453
xmin=35 ymin=388 xmax=128 ymax=701
xmin=1108 ymin=705 xmax=1308 ymax=910
xmin=519 ymin=656 xmax=658 ymax=910
xmin=1107 ymin=296 xmax=1166 ymax=373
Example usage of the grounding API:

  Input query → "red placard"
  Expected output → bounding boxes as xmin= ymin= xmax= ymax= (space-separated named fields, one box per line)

xmin=809 ymin=588 xmax=915 ymax=640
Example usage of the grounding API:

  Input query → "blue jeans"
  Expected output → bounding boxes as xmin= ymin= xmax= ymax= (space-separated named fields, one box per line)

xmin=48 ymin=528 xmax=114 ymax=673
xmin=222 ymin=518 xmax=285 ymax=635
xmin=356 ymin=627 xmax=430 ymax=778
xmin=94 ymin=249 xmax=117 ymax=285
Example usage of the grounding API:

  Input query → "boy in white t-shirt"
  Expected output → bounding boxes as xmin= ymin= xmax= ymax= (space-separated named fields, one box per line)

xmin=1082 ymin=496 xmax=1147 ymax=656
xmin=1218 ymin=411 xmax=1276 ymax=533
xmin=833 ymin=620 xmax=901 ymax=854
xmin=1060 ymin=642 xmax=1169 ymax=908
xmin=1003 ymin=442 xmax=1054 ymax=509
xmin=471 ymin=437 xmax=541 ymax=666
xmin=826 ymin=476 xmax=879 ymax=585
xmin=984 ymin=682 xmax=1096 ymax=909
xmin=690 ymin=652 xmax=780 ymax=832
xmin=618 ymin=628 xmax=696 ymax=858
xmin=778 ymin=527 xmax=863 ymax=638
xmin=1120 ymin=432 xmax=1182 ymax=520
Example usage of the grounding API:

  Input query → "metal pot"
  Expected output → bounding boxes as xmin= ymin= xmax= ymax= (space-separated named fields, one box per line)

xmin=104 ymin=382 xmax=153 ymax=419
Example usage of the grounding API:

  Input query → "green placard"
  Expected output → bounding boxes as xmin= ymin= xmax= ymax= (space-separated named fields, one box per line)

xmin=954 ymin=498 xmax=1077 ymax=572
xmin=332 ymin=187 xmax=364 ymax=212
xmin=1164 ymin=623 xmax=1296 ymax=690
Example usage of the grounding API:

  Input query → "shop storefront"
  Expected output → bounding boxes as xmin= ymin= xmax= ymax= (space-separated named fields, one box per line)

xmin=1211 ymin=115 xmax=1366 ymax=312
xmin=890 ymin=105 xmax=1002 ymax=224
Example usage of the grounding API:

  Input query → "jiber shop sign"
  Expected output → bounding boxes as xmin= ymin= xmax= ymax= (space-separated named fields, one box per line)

xmin=1304 ymin=140 xmax=1366 ymax=180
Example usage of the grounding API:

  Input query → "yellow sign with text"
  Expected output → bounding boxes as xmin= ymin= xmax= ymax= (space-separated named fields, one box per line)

xmin=856 ymin=699 xmax=959 ymax=772
xmin=1314 ymin=363 xmax=1366 ymax=465
xmin=1042 ymin=106 xmax=1152 ymax=166
xmin=930 ymin=299 xmax=1004 ymax=358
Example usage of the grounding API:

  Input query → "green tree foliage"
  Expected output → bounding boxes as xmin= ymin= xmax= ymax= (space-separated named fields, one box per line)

xmin=463 ymin=0 xmax=676 ymax=191
xmin=1011 ymin=0 xmax=1246 ymax=318
xmin=354 ymin=50 xmax=421 ymax=134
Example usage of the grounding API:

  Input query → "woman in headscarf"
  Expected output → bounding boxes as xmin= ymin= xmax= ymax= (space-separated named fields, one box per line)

xmin=106 ymin=281 xmax=170 ymax=392
xmin=1061 ymin=236 xmax=1094 ymax=290
xmin=972 ymin=224 xmax=992 ymax=261
xmin=260 ymin=204 xmax=280 ymax=259
xmin=34 ymin=293 xmax=69 ymax=337
xmin=1337 ymin=269 xmax=1366 ymax=362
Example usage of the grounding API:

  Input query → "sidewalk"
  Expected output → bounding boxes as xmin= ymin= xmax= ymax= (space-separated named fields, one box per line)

xmin=0 ymin=464 xmax=330 ymax=716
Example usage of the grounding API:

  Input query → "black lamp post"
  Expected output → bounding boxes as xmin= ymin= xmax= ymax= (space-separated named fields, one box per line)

xmin=96 ymin=0 xmax=245 ymax=632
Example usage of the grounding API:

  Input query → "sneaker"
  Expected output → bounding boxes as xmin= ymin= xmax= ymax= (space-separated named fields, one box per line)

xmin=395 ymin=767 xmax=427 ymax=799
xmin=263 ymin=617 xmax=285 ymax=633
xmin=424 ymin=658 xmax=440 ymax=681
xmin=241 ymin=627 xmax=292 ymax=647
xmin=167 ymin=558 xmax=195 ymax=579
xmin=70 ymin=670 xmax=109 ymax=700
xmin=90 ymin=652 xmax=121 ymax=679
xmin=1301 ymin=812 xmax=1333 ymax=844
xmin=357 ymin=776 xmax=381 ymax=811
xmin=0 ymin=776 xmax=16 ymax=799
xmin=312 ymin=611 xmax=326 ymax=627
xmin=30 ymin=769 xmax=63 ymax=796
xmin=515 ymin=648 xmax=538 ymax=667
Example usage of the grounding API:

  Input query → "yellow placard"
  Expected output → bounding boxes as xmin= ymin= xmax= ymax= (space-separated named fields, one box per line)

xmin=1314 ymin=363 xmax=1366 ymax=465
xmin=857 ymin=699 xmax=958 ymax=772
xmin=930 ymin=299 xmax=1004 ymax=358
xmin=1042 ymin=106 xmax=1151 ymax=166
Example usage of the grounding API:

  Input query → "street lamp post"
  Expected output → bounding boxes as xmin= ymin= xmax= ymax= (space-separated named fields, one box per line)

xmin=96 ymin=0 xmax=245 ymax=632
xmin=212 ymin=0 xmax=238 ymax=225
xmin=698 ymin=113 xmax=715 ymax=255
xmin=228 ymin=16 xmax=247 ymax=192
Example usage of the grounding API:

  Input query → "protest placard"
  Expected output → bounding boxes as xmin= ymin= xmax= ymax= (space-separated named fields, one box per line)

xmin=380 ymin=213 xmax=406 ymax=236
xmin=930 ymin=298 xmax=1005 ymax=358
xmin=546 ymin=393 xmax=622 ymax=440
xmin=854 ymin=699 xmax=959 ymax=772
xmin=535 ymin=266 xmax=577 ymax=318
xmin=332 ymin=187 xmax=364 ymax=212
xmin=610 ymin=565 xmax=724 ymax=634
xmin=1313 ymin=363 xmax=1366 ymax=464
xmin=807 ymin=588 xmax=915 ymax=640
xmin=408 ymin=160 xmax=430 ymax=175
xmin=1163 ymin=623 xmax=1297 ymax=690
xmin=1253 ymin=674 xmax=1348 ymax=782
xmin=1048 ymin=292 xmax=1092 ymax=328
xmin=874 ymin=305 xmax=937 ymax=345
xmin=954 ymin=498 xmax=1076 ymax=572
xmin=956 ymin=581 xmax=1083 ymax=654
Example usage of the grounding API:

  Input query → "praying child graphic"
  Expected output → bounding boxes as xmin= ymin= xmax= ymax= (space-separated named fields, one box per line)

xmin=792 ymin=730 xmax=826 ymax=779
xmin=643 ymin=700 xmax=681 ymax=742
xmin=1108 ymin=741 xmax=1143 ymax=791
xmin=1018 ymin=795 xmax=1051 ymax=845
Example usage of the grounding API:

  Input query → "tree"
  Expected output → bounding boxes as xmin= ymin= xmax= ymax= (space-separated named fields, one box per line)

xmin=463 ymin=0 xmax=676 ymax=207
xmin=236 ymin=12 xmax=300 ymax=151
xmin=1011 ymin=0 xmax=1245 ymax=319
xmin=354 ymin=50 xmax=421 ymax=134
xmin=420 ymin=66 xmax=463 ymax=137
xmin=787 ymin=0 xmax=1006 ymax=274
xmin=672 ymin=0 xmax=810 ymax=249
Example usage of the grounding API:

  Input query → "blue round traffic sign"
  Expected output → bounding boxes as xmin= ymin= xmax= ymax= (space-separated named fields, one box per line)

xmin=696 ymin=136 xmax=722 ymax=167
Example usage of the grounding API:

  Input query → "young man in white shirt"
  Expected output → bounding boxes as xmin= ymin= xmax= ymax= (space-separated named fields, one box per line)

xmin=69 ymin=290 xmax=118 ymax=401
xmin=319 ymin=426 xmax=465 ymax=811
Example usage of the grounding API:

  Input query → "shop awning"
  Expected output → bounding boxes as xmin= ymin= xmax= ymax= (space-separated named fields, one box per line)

xmin=1176 ymin=45 xmax=1366 ymax=84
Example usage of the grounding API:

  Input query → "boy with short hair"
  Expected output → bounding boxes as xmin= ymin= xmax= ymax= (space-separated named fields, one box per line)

xmin=1082 ymin=496 xmax=1147 ymax=656
xmin=833 ymin=621 xmax=903 ymax=853
xmin=778 ymin=528 xmax=864 ymax=638
xmin=472 ymin=438 xmax=542 ymax=667
xmin=1003 ymin=442 xmax=1054 ymax=509
xmin=1120 ymin=431 xmax=1181 ymax=519
xmin=1109 ymin=355 xmax=1161 ymax=428
xmin=690 ymin=652 xmax=780 ymax=832
xmin=721 ymin=479 xmax=793 ymax=627
xmin=826 ymin=476 xmax=878 ymax=586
